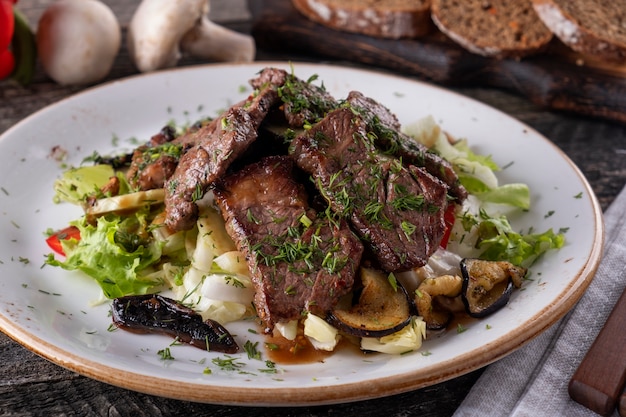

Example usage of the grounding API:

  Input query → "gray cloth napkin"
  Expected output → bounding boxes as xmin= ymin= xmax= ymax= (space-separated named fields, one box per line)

xmin=454 ymin=183 xmax=626 ymax=417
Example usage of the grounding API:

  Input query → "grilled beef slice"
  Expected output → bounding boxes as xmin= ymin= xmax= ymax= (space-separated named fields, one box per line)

xmin=126 ymin=143 xmax=183 ymax=191
xmin=290 ymin=108 xmax=450 ymax=272
xmin=252 ymin=68 xmax=338 ymax=128
xmin=163 ymin=68 xmax=290 ymax=232
xmin=346 ymin=91 xmax=467 ymax=201
xmin=213 ymin=156 xmax=363 ymax=332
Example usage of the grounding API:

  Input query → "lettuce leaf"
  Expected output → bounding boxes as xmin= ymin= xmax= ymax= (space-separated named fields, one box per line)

xmin=406 ymin=116 xmax=530 ymax=209
xmin=46 ymin=210 xmax=162 ymax=298
xmin=53 ymin=164 xmax=115 ymax=204
xmin=473 ymin=212 xmax=565 ymax=268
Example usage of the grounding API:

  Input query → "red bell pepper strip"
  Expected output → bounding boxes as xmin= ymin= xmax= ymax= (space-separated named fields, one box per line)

xmin=46 ymin=226 xmax=81 ymax=256
xmin=439 ymin=203 xmax=457 ymax=249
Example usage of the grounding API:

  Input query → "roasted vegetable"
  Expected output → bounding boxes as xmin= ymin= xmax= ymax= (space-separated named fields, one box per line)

xmin=327 ymin=268 xmax=412 ymax=338
xmin=414 ymin=274 xmax=463 ymax=330
xmin=111 ymin=294 xmax=239 ymax=353
xmin=460 ymin=258 xmax=526 ymax=318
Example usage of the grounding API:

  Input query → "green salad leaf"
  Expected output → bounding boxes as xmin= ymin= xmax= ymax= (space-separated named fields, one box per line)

xmin=46 ymin=210 xmax=163 ymax=298
xmin=406 ymin=116 xmax=530 ymax=209
xmin=464 ymin=210 xmax=565 ymax=268
xmin=53 ymin=164 xmax=115 ymax=204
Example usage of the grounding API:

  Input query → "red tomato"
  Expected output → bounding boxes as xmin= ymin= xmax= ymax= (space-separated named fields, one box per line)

xmin=46 ymin=226 xmax=81 ymax=256
xmin=439 ymin=203 xmax=457 ymax=249
xmin=0 ymin=0 xmax=14 ymax=51
xmin=0 ymin=0 xmax=15 ymax=80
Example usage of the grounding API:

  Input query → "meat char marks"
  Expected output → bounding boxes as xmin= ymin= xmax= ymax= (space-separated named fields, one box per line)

xmin=214 ymin=156 xmax=363 ymax=332
xmin=163 ymin=68 xmax=291 ymax=232
xmin=290 ymin=107 xmax=451 ymax=272
xmin=345 ymin=91 xmax=467 ymax=201
xmin=123 ymin=125 xmax=188 ymax=192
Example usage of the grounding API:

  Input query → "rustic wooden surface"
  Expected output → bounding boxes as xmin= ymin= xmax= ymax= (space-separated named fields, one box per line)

xmin=1 ymin=1 xmax=625 ymax=416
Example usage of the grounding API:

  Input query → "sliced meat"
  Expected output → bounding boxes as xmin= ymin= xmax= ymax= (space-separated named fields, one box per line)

xmin=249 ymin=66 xmax=289 ymax=90
xmin=149 ymin=124 xmax=177 ymax=146
xmin=165 ymin=107 xmax=258 ymax=231
xmin=291 ymin=108 xmax=450 ymax=272
xmin=213 ymin=156 xmax=363 ymax=332
xmin=253 ymin=68 xmax=338 ymax=128
xmin=126 ymin=143 xmax=183 ymax=191
xmin=125 ymin=122 xmax=214 ymax=192
xmin=164 ymin=68 xmax=290 ymax=232
xmin=346 ymin=91 xmax=467 ymax=201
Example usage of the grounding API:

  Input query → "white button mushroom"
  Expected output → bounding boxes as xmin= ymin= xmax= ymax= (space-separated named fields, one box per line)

xmin=179 ymin=14 xmax=256 ymax=63
xmin=36 ymin=0 xmax=121 ymax=86
xmin=127 ymin=0 xmax=256 ymax=73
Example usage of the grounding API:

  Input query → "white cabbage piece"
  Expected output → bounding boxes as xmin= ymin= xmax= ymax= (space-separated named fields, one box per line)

xmin=275 ymin=320 xmax=298 ymax=341
xmin=304 ymin=313 xmax=339 ymax=351
xmin=360 ymin=317 xmax=427 ymax=355
xmin=151 ymin=217 xmax=186 ymax=255
xmin=87 ymin=188 xmax=165 ymax=217
xmin=190 ymin=205 xmax=237 ymax=271
xmin=174 ymin=205 xmax=254 ymax=323
xmin=200 ymin=273 xmax=253 ymax=305
xmin=212 ymin=251 xmax=249 ymax=276
xmin=198 ymin=299 xmax=250 ymax=324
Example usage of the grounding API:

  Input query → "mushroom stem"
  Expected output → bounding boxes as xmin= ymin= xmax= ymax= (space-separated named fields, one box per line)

xmin=128 ymin=0 xmax=255 ymax=73
xmin=180 ymin=16 xmax=255 ymax=62
xmin=127 ymin=0 xmax=206 ymax=73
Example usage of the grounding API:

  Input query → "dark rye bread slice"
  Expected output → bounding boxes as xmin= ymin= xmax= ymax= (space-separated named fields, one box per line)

xmin=431 ymin=0 xmax=553 ymax=59
xmin=291 ymin=0 xmax=432 ymax=39
xmin=532 ymin=0 xmax=626 ymax=63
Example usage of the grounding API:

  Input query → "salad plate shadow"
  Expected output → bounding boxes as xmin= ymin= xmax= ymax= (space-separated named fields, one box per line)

xmin=0 ymin=62 xmax=604 ymax=406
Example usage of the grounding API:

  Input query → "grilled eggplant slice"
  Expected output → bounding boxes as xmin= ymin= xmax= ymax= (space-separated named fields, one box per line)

xmin=327 ymin=268 xmax=412 ymax=338
xmin=460 ymin=258 xmax=527 ymax=318
xmin=112 ymin=294 xmax=239 ymax=353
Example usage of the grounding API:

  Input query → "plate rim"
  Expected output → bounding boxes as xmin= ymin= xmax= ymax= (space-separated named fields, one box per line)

xmin=0 ymin=61 xmax=605 ymax=406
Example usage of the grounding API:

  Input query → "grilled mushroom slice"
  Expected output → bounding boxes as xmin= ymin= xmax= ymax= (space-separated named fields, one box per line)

xmin=112 ymin=294 xmax=239 ymax=353
xmin=414 ymin=274 xmax=463 ymax=330
xmin=460 ymin=258 xmax=527 ymax=318
xmin=327 ymin=268 xmax=412 ymax=338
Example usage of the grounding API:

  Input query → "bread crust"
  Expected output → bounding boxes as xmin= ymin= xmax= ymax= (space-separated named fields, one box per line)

xmin=430 ymin=0 xmax=552 ymax=59
xmin=291 ymin=0 xmax=432 ymax=39
xmin=532 ymin=0 xmax=626 ymax=63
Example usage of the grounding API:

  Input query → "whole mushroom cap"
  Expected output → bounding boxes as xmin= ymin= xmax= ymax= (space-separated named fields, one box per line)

xmin=37 ymin=0 xmax=121 ymax=85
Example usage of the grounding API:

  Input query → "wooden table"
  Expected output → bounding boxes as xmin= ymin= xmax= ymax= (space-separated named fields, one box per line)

xmin=2 ymin=1 xmax=625 ymax=415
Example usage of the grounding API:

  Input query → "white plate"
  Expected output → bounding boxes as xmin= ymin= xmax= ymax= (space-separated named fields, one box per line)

xmin=0 ymin=62 xmax=603 ymax=406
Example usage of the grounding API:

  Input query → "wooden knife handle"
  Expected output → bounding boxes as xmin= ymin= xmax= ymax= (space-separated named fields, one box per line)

xmin=569 ymin=286 xmax=626 ymax=416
